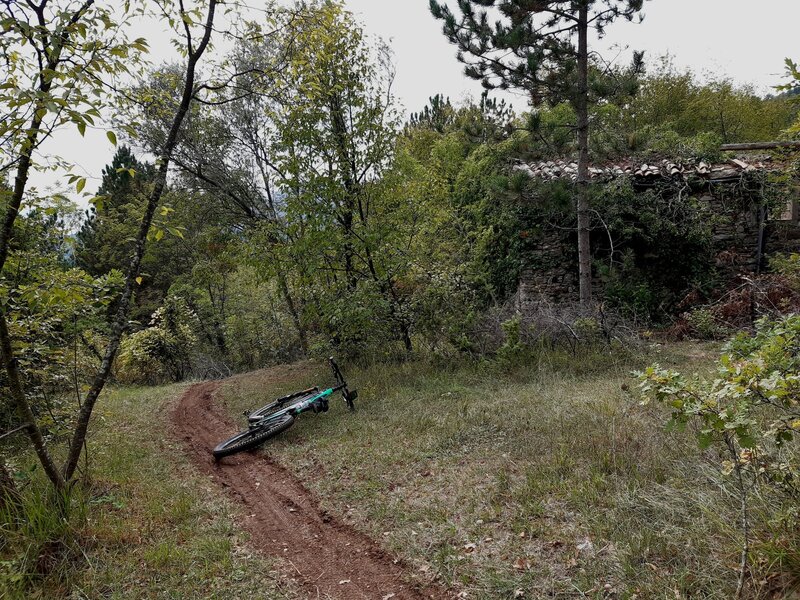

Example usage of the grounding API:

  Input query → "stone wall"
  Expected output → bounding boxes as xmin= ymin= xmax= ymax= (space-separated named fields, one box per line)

xmin=706 ymin=193 xmax=762 ymax=273
xmin=516 ymin=185 xmax=798 ymax=313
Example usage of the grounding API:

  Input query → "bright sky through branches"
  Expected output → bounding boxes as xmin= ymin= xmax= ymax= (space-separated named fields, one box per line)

xmin=27 ymin=0 xmax=800 ymax=199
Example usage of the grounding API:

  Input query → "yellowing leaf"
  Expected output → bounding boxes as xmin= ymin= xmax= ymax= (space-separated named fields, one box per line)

xmin=135 ymin=276 xmax=143 ymax=285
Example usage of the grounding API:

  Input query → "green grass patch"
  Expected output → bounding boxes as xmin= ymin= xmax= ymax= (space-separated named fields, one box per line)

xmin=1 ymin=385 xmax=300 ymax=599
xmin=216 ymin=343 xmax=763 ymax=599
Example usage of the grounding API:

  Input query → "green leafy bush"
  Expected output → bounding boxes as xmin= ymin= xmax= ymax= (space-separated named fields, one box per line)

xmin=772 ymin=253 xmax=800 ymax=293
xmin=313 ymin=281 xmax=400 ymax=363
xmin=643 ymin=128 xmax=723 ymax=162
xmin=115 ymin=297 xmax=198 ymax=385
xmin=572 ymin=316 xmax=602 ymax=340
xmin=685 ymin=307 xmax=727 ymax=340
xmin=222 ymin=274 xmax=304 ymax=372
xmin=638 ymin=315 xmax=800 ymax=484
xmin=494 ymin=315 xmax=525 ymax=366
xmin=637 ymin=315 xmax=800 ymax=593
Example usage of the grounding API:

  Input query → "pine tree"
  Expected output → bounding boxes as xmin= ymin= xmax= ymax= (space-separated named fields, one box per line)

xmin=430 ymin=0 xmax=645 ymax=308
xmin=408 ymin=94 xmax=456 ymax=133
xmin=75 ymin=146 xmax=154 ymax=276
xmin=406 ymin=91 xmax=514 ymax=144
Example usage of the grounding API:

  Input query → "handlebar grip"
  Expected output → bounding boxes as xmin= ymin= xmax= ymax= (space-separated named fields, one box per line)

xmin=329 ymin=356 xmax=344 ymax=385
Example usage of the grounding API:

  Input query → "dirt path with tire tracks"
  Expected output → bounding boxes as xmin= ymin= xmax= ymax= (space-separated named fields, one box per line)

xmin=171 ymin=379 xmax=448 ymax=600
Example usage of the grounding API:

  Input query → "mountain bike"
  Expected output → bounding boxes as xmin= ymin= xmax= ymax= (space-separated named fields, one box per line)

xmin=212 ymin=357 xmax=357 ymax=459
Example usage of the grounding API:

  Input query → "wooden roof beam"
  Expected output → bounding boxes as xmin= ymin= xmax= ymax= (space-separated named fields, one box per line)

xmin=720 ymin=141 xmax=800 ymax=151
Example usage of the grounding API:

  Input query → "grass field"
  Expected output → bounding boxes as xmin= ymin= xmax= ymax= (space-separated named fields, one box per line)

xmin=4 ymin=341 xmax=795 ymax=598
xmin=215 ymin=343 xmax=771 ymax=599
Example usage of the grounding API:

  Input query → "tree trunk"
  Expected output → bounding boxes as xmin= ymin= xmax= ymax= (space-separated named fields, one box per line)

xmin=328 ymin=92 xmax=359 ymax=290
xmin=278 ymin=272 xmax=308 ymax=355
xmin=62 ymin=0 xmax=219 ymax=482
xmin=575 ymin=5 xmax=592 ymax=311
xmin=400 ymin=320 xmax=413 ymax=353
xmin=342 ymin=213 xmax=357 ymax=290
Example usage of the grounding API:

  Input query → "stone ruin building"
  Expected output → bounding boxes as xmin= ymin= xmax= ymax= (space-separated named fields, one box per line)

xmin=514 ymin=154 xmax=800 ymax=313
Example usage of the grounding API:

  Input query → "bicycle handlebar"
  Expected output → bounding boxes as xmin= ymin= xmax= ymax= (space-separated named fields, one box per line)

xmin=329 ymin=356 xmax=345 ymax=385
xmin=329 ymin=356 xmax=357 ymax=411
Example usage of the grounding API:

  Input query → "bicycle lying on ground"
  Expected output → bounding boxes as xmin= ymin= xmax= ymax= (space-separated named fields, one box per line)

xmin=212 ymin=357 xmax=358 ymax=459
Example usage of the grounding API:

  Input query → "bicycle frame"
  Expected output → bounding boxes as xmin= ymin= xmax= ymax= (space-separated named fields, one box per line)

xmin=247 ymin=384 xmax=346 ymax=429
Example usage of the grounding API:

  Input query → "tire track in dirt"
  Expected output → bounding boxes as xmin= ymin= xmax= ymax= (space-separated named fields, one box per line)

xmin=171 ymin=380 xmax=448 ymax=600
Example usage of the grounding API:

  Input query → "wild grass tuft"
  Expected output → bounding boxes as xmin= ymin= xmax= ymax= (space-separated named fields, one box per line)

xmin=0 ymin=477 xmax=89 ymax=596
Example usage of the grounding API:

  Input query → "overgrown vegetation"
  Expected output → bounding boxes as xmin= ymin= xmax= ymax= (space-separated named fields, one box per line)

xmin=1 ymin=0 xmax=799 ymax=597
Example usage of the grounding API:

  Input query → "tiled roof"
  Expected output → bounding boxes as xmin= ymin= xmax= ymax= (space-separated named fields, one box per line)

xmin=514 ymin=158 xmax=769 ymax=183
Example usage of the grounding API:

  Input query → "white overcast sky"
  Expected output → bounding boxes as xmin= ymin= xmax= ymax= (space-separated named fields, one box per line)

xmin=29 ymin=0 xmax=800 ymax=198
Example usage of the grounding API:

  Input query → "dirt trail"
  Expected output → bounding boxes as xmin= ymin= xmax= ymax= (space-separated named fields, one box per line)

xmin=171 ymin=379 xmax=447 ymax=600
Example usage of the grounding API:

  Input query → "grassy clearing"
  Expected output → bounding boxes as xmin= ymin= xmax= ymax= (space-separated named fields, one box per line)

xmin=1 ymin=385 xmax=300 ymax=599
xmin=216 ymin=343 xmax=778 ymax=599
xmin=4 ymin=341 xmax=794 ymax=599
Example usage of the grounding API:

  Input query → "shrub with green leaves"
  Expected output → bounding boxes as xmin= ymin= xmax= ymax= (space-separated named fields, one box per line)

xmin=494 ymin=315 xmax=525 ymax=366
xmin=115 ymin=297 xmax=199 ymax=385
xmin=772 ymin=253 xmax=800 ymax=293
xmin=637 ymin=315 xmax=800 ymax=593
xmin=685 ymin=307 xmax=728 ymax=340
xmin=642 ymin=127 xmax=724 ymax=162
xmin=638 ymin=315 xmax=800 ymax=492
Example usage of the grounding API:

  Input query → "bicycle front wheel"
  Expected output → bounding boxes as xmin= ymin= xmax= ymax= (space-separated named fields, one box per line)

xmin=212 ymin=414 xmax=294 ymax=459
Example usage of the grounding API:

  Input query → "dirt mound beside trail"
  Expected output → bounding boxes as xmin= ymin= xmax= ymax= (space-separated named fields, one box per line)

xmin=171 ymin=378 xmax=448 ymax=600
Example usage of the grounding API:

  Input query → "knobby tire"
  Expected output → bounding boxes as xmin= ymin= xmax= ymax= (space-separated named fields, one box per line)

xmin=213 ymin=414 xmax=294 ymax=459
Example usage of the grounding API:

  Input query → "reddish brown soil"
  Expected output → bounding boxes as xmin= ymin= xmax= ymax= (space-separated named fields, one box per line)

xmin=171 ymin=379 xmax=449 ymax=600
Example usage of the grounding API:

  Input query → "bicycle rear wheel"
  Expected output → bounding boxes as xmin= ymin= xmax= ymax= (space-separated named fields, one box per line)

xmin=213 ymin=414 xmax=294 ymax=459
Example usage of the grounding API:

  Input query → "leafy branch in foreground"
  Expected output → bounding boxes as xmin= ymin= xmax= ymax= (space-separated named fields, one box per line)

xmin=0 ymin=0 xmax=222 ymax=495
xmin=0 ymin=0 xmax=147 ymax=491
xmin=637 ymin=314 xmax=800 ymax=597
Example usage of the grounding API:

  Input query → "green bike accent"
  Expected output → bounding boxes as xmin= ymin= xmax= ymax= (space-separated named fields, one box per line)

xmin=294 ymin=388 xmax=334 ymax=412
xmin=213 ymin=357 xmax=356 ymax=459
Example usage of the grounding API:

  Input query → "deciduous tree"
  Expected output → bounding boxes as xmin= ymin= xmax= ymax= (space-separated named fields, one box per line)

xmin=0 ymin=0 xmax=224 ymax=492
xmin=0 ymin=0 xmax=147 ymax=490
